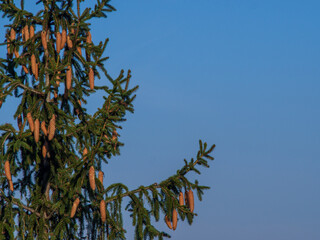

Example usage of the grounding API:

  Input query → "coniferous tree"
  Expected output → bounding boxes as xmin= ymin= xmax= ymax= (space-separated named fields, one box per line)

xmin=0 ymin=0 xmax=215 ymax=239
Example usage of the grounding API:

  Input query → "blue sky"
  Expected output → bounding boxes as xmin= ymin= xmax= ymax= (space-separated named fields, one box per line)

xmin=1 ymin=0 xmax=320 ymax=239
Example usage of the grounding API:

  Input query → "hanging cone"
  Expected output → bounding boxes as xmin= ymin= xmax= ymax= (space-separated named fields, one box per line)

xmin=85 ymin=51 xmax=91 ymax=62
xmin=35 ymin=63 xmax=39 ymax=80
xmin=86 ymin=31 xmax=92 ymax=44
xmin=41 ymin=121 xmax=48 ymax=136
xmin=10 ymin=28 xmax=16 ymax=41
xmin=34 ymin=119 xmax=40 ymax=143
xmin=112 ymin=130 xmax=117 ymax=141
xmin=89 ymin=166 xmax=96 ymax=191
xmin=4 ymin=160 xmax=12 ymax=182
xmin=70 ymin=23 xmax=75 ymax=35
xmin=172 ymin=209 xmax=178 ymax=230
xmin=17 ymin=114 xmax=22 ymax=130
xmin=165 ymin=215 xmax=172 ymax=229
xmin=70 ymin=198 xmax=80 ymax=218
xmin=83 ymin=147 xmax=88 ymax=161
xmin=56 ymin=71 xmax=61 ymax=86
xmin=26 ymin=112 xmax=34 ymax=132
xmin=9 ymin=181 xmax=14 ymax=192
xmin=98 ymin=171 xmax=104 ymax=191
xmin=22 ymin=27 xmax=25 ymax=41
xmin=67 ymin=35 xmax=73 ymax=48
xmin=4 ymin=161 xmax=13 ymax=191
xmin=64 ymin=88 xmax=68 ymax=99
xmin=86 ymin=32 xmax=92 ymax=61
xmin=66 ymin=65 xmax=72 ymax=90
xmin=22 ymin=65 xmax=29 ymax=74
xmin=42 ymin=140 xmax=49 ymax=158
xmin=100 ymin=200 xmax=106 ymax=223
xmin=89 ymin=68 xmax=94 ymax=90
xmin=23 ymin=25 xmax=29 ymax=41
xmin=30 ymin=25 xmax=35 ymax=39
xmin=14 ymin=49 xmax=19 ymax=58
xmin=7 ymin=41 xmax=12 ymax=59
xmin=56 ymin=32 xmax=61 ymax=53
xmin=184 ymin=190 xmax=189 ymax=208
xmin=187 ymin=190 xmax=194 ymax=213
xmin=48 ymin=115 xmax=56 ymax=141
xmin=41 ymin=30 xmax=47 ymax=50
xmin=31 ymin=54 xmax=36 ymax=76
xmin=77 ymin=46 xmax=82 ymax=56
xmin=75 ymin=99 xmax=81 ymax=115
xmin=179 ymin=192 xmax=184 ymax=206
xmin=98 ymin=171 xmax=104 ymax=186
xmin=61 ymin=29 xmax=67 ymax=48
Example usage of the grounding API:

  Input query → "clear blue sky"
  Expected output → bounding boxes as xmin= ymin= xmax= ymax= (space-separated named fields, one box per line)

xmin=1 ymin=0 xmax=320 ymax=239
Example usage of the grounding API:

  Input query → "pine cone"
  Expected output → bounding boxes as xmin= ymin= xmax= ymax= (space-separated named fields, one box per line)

xmin=31 ymin=54 xmax=36 ymax=76
xmin=67 ymin=35 xmax=73 ymax=48
xmin=23 ymin=25 xmax=29 ymax=41
xmin=35 ymin=63 xmax=39 ymax=80
xmin=56 ymin=71 xmax=61 ymax=86
xmin=56 ymin=32 xmax=61 ymax=53
xmin=179 ymin=192 xmax=184 ymax=206
xmin=4 ymin=160 xmax=12 ymax=181
xmin=89 ymin=68 xmax=94 ymax=90
xmin=66 ymin=65 xmax=72 ymax=90
xmin=83 ymin=147 xmax=88 ymax=161
xmin=30 ymin=25 xmax=35 ymax=39
xmin=98 ymin=171 xmax=104 ymax=191
xmin=48 ymin=115 xmax=56 ymax=141
xmin=10 ymin=28 xmax=16 ymax=41
xmin=61 ymin=29 xmax=67 ymax=48
xmin=187 ymin=190 xmax=194 ymax=213
xmin=26 ymin=112 xmax=34 ymax=132
xmin=41 ymin=121 xmax=48 ymax=136
xmin=17 ymin=114 xmax=22 ymax=130
xmin=89 ymin=166 xmax=96 ymax=191
xmin=41 ymin=30 xmax=47 ymax=50
xmin=22 ymin=65 xmax=29 ymax=74
xmin=7 ymin=42 xmax=12 ymax=59
xmin=77 ymin=46 xmax=82 ymax=56
xmin=70 ymin=198 xmax=80 ymax=218
xmin=86 ymin=31 xmax=92 ymax=44
xmin=4 ymin=160 xmax=13 ymax=191
xmin=165 ymin=215 xmax=172 ymax=229
xmin=100 ymin=200 xmax=106 ymax=223
xmin=42 ymin=140 xmax=48 ymax=158
xmin=172 ymin=209 xmax=178 ymax=230
xmin=98 ymin=171 xmax=104 ymax=185
xmin=34 ymin=119 xmax=40 ymax=143
xmin=14 ymin=49 xmax=19 ymax=58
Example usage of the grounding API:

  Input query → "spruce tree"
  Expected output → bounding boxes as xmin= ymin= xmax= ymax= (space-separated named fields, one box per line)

xmin=0 ymin=0 xmax=215 ymax=239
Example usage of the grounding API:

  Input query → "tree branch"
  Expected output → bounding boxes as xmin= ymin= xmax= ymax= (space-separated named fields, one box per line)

xmin=0 ymin=76 xmax=45 ymax=97
xmin=0 ymin=189 xmax=41 ymax=218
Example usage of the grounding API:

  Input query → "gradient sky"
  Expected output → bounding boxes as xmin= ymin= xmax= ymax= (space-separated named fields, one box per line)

xmin=1 ymin=0 xmax=320 ymax=239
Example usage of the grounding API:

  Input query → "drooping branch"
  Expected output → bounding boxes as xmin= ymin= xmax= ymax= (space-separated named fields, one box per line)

xmin=105 ymin=141 xmax=215 ymax=204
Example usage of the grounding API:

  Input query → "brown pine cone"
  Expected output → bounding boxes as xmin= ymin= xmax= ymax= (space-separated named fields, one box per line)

xmin=89 ymin=166 xmax=96 ymax=191
xmin=70 ymin=198 xmax=80 ymax=218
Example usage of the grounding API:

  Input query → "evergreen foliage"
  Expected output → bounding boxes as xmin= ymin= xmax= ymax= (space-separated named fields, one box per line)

xmin=0 ymin=0 xmax=215 ymax=239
